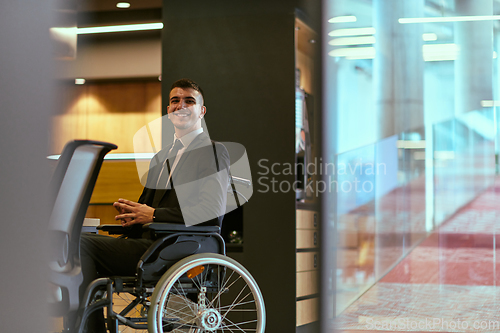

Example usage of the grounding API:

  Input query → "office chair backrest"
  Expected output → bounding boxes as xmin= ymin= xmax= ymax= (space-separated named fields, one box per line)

xmin=48 ymin=140 xmax=117 ymax=316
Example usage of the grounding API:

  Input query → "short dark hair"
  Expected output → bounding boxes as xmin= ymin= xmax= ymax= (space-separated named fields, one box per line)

xmin=170 ymin=78 xmax=204 ymax=104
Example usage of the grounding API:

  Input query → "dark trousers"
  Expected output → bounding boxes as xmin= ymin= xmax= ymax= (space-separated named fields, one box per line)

xmin=66 ymin=233 xmax=153 ymax=333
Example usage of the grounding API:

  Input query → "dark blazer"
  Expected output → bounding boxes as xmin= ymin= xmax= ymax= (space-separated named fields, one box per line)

xmin=138 ymin=132 xmax=230 ymax=227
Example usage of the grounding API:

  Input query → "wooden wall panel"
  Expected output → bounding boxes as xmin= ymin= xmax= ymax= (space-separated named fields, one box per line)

xmin=54 ymin=84 xmax=86 ymax=115
xmin=296 ymin=229 xmax=319 ymax=249
xmin=87 ymin=83 xmax=147 ymax=114
xmin=51 ymin=114 xmax=88 ymax=153
xmin=85 ymin=112 xmax=159 ymax=152
xmin=145 ymin=81 xmax=162 ymax=113
xmin=296 ymin=210 xmax=319 ymax=229
xmin=296 ymin=252 xmax=318 ymax=272
xmin=52 ymin=113 xmax=161 ymax=154
xmin=51 ymin=80 xmax=161 ymax=154
xmin=90 ymin=161 xmax=145 ymax=204
xmin=295 ymin=18 xmax=317 ymax=94
xmin=85 ymin=205 xmax=118 ymax=225
xmin=296 ymin=298 xmax=319 ymax=327
xmin=296 ymin=270 xmax=319 ymax=297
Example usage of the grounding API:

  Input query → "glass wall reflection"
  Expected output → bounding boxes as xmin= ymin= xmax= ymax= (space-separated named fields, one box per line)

xmin=434 ymin=109 xmax=496 ymax=226
xmin=322 ymin=0 xmax=500 ymax=330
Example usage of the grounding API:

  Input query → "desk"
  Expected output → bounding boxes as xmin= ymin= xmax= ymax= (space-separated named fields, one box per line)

xmin=82 ymin=218 xmax=99 ymax=234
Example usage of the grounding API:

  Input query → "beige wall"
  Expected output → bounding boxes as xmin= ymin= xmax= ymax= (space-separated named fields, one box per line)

xmin=55 ymin=37 xmax=161 ymax=79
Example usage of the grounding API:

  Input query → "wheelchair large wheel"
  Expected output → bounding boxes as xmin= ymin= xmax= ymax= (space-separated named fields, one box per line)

xmin=148 ymin=253 xmax=265 ymax=333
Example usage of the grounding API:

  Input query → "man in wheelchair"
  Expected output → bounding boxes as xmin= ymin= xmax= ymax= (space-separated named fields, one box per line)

xmin=55 ymin=79 xmax=265 ymax=333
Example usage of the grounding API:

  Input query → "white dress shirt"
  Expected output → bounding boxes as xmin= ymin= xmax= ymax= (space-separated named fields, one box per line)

xmin=156 ymin=128 xmax=204 ymax=188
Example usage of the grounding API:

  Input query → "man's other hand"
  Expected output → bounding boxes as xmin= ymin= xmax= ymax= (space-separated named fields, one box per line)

xmin=113 ymin=200 xmax=133 ymax=225
xmin=113 ymin=198 xmax=155 ymax=227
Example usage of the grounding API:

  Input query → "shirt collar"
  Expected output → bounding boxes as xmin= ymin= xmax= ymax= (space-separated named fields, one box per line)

xmin=173 ymin=127 xmax=204 ymax=149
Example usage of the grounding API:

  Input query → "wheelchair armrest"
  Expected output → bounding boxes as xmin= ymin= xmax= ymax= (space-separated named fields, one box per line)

xmin=143 ymin=223 xmax=220 ymax=234
xmin=96 ymin=224 xmax=130 ymax=235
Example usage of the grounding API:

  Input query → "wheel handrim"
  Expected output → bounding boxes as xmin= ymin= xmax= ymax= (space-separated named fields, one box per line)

xmin=150 ymin=254 xmax=265 ymax=333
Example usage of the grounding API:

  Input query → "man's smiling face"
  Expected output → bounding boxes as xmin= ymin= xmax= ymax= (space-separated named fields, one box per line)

xmin=167 ymin=87 xmax=206 ymax=136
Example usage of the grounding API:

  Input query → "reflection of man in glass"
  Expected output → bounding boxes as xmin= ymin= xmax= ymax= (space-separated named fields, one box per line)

xmin=71 ymin=79 xmax=230 ymax=332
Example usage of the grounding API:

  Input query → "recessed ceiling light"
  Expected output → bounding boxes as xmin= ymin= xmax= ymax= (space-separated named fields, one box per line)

xmin=75 ymin=78 xmax=85 ymax=85
xmin=116 ymin=2 xmax=131 ymax=9
xmin=422 ymin=33 xmax=437 ymax=41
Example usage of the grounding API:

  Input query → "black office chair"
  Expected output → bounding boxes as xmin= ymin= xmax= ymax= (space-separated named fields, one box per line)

xmin=48 ymin=140 xmax=118 ymax=316
xmin=49 ymin=140 xmax=265 ymax=333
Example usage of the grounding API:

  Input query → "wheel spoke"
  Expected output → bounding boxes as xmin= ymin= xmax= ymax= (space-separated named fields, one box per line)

xmin=208 ymin=271 xmax=241 ymax=307
xmin=163 ymin=292 xmax=200 ymax=328
xmin=220 ymin=316 xmax=258 ymax=332
xmin=221 ymin=289 xmax=252 ymax=321
xmin=173 ymin=283 xmax=197 ymax=314
xmin=217 ymin=300 xmax=256 ymax=311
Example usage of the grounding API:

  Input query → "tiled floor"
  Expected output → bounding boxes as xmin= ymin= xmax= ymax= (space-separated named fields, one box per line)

xmin=337 ymin=180 xmax=500 ymax=332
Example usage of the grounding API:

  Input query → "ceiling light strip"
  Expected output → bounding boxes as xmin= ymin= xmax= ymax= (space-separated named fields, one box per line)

xmin=481 ymin=100 xmax=500 ymax=107
xmin=329 ymin=27 xmax=375 ymax=37
xmin=77 ymin=22 xmax=163 ymax=35
xmin=328 ymin=44 xmax=461 ymax=61
xmin=399 ymin=15 xmax=500 ymax=24
xmin=328 ymin=47 xmax=375 ymax=59
xmin=47 ymin=153 xmax=156 ymax=160
xmin=328 ymin=16 xmax=357 ymax=23
xmin=329 ymin=36 xmax=376 ymax=46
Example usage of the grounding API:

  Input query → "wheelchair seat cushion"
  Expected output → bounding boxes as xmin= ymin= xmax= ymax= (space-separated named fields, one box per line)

xmin=141 ymin=234 xmax=220 ymax=281
xmin=159 ymin=240 xmax=200 ymax=261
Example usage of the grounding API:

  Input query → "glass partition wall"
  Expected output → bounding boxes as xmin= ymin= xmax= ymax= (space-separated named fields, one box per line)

xmin=322 ymin=0 xmax=499 ymax=331
xmin=434 ymin=109 xmax=497 ymax=226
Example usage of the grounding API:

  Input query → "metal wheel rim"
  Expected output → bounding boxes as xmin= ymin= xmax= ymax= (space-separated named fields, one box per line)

xmin=149 ymin=253 xmax=265 ymax=333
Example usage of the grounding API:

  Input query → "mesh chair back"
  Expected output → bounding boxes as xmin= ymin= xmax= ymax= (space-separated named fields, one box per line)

xmin=48 ymin=140 xmax=117 ymax=316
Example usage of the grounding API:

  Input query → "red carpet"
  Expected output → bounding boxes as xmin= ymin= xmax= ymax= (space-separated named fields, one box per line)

xmin=337 ymin=179 xmax=500 ymax=332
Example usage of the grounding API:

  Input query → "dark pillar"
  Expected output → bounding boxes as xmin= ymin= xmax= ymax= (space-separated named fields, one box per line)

xmin=162 ymin=1 xmax=307 ymax=331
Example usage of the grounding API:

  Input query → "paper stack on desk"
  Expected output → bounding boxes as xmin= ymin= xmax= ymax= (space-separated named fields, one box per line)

xmin=83 ymin=218 xmax=100 ymax=227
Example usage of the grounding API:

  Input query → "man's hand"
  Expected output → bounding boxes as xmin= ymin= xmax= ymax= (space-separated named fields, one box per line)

xmin=113 ymin=200 xmax=133 ymax=225
xmin=113 ymin=198 xmax=155 ymax=227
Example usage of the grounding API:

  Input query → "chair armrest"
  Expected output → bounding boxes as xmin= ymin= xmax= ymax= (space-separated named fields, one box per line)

xmin=96 ymin=224 xmax=130 ymax=235
xmin=143 ymin=223 xmax=220 ymax=234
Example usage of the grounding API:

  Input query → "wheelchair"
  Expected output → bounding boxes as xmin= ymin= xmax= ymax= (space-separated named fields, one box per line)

xmin=48 ymin=140 xmax=265 ymax=333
